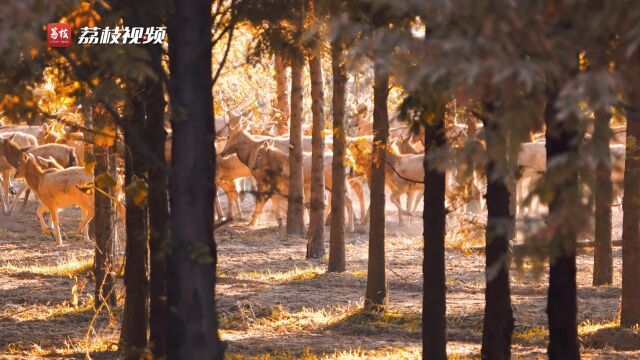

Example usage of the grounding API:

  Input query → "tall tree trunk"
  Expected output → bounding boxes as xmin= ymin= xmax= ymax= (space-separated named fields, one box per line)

xmin=287 ymin=54 xmax=306 ymax=235
xmin=592 ymin=107 xmax=613 ymax=286
xmin=92 ymin=105 xmax=117 ymax=309
xmin=120 ymin=92 xmax=150 ymax=359
xmin=480 ymin=103 xmax=514 ymax=359
xmin=306 ymin=25 xmax=326 ymax=258
xmin=146 ymin=57 xmax=169 ymax=357
xmin=275 ymin=54 xmax=289 ymax=135
xmin=621 ymin=87 xmax=640 ymax=327
xmin=328 ymin=36 xmax=347 ymax=272
xmin=166 ymin=0 xmax=223 ymax=357
xmin=545 ymin=85 xmax=580 ymax=360
xmin=364 ymin=59 xmax=388 ymax=309
xmin=423 ymin=106 xmax=447 ymax=360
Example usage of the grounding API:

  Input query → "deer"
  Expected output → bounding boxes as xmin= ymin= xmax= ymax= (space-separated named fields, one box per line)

xmin=221 ymin=126 xmax=312 ymax=225
xmin=0 ymin=132 xmax=38 ymax=213
xmin=385 ymin=140 xmax=425 ymax=226
xmin=248 ymin=141 xmax=356 ymax=231
xmin=16 ymin=153 xmax=94 ymax=246
xmin=0 ymin=135 xmax=79 ymax=214
xmin=38 ymin=122 xmax=85 ymax=165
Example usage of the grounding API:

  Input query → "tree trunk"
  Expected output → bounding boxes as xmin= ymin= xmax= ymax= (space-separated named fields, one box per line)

xmin=120 ymin=92 xmax=150 ymax=359
xmin=423 ymin=106 xmax=447 ymax=360
xmin=480 ymin=103 xmax=514 ymax=359
xmin=592 ymin=107 xmax=613 ymax=286
xmin=145 ymin=53 xmax=169 ymax=357
xmin=621 ymin=87 xmax=640 ymax=327
xmin=544 ymin=85 xmax=580 ymax=360
xmin=287 ymin=55 xmax=306 ymax=236
xmin=306 ymin=30 xmax=326 ymax=258
xmin=364 ymin=59 xmax=388 ymax=309
xmin=92 ymin=105 xmax=117 ymax=309
xmin=166 ymin=0 xmax=223 ymax=357
xmin=275 ymin=54 xmax=289 ymax=135
xmin=328 ymin=36 xmax=347 ymax=273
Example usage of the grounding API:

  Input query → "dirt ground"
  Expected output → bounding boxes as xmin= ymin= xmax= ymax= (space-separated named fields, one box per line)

xmin=1 ymin=194 xmax=639 ymax=359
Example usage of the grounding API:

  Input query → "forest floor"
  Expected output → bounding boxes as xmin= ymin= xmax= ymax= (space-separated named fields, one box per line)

xmin=0 ymin=196 xmax=639 ymax=359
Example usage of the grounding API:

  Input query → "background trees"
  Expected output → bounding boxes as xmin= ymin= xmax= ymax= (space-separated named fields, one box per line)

xmin=6 ymin=0 xmax=640 ymax=359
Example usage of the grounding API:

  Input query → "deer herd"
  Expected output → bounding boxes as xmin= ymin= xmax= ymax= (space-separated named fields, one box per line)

xmin=0 ymin=104 xmax=628 ymax=246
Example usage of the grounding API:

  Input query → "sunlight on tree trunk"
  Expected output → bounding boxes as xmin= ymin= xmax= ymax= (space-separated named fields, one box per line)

xmin=423 ymin=106 xmax=447 ymax=360
xmin=592 ymin=107 xmax=613 ymax=286
xmin=146 ymin=77 xmax=169 ymax=357
xmin=306 ymin=22 xmax=326 ymax=258
xmin=92 ymin=105 xmax=117 ymax=309
xmin=328 ymin=36 xmax=347 ymax=273
xmin=275 ymin=54 xmax=289 ymax=136
xmin=365 ymin=59 xmax=388 ymax=309
xmin=287 ymin=55 xmax=306 ymax=236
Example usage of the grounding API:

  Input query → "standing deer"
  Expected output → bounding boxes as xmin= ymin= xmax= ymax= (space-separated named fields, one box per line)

xmin=16 ymin=153 xmax=94 ymax=246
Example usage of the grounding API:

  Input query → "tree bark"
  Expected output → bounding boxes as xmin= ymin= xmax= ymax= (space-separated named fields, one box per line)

xmin=120 ymin=92 xmax=150 ymax=359
xmin=423 ymin=106 xmax=447 ymax=360
xmin=592 ymin=107 xmax=613 ymax=286
xmin=287 ymin=55 xmax=306 ymax=236
xmin=167 ymin=0 xmax=224 ymax=356
xmin=145 ymin=54 xmax=169 ymax=357
xmin=480 ymin=103 xmax=514 ymax=359
xmin=328 ymin=36 xmax=347 ymax=273
xmin=621 ymin=87 xmax=640 ymax=327
xmin=364 ymin=59 xmax=388 ymax=309
xmin=92 ymin=106 xmax=117 ymax=309
xmin=544 ymin=85 xmax=580 ymax=360
xmin=306 ymin=28 xmax=326 ymax=258
xmin=275 ymin=54 xmax=289 ymax=135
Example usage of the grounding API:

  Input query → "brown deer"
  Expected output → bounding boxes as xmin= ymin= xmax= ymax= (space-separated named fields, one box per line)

xmin=16 ymin=153 xmax=94 ymax=246
xmin=0 ymin=132 xmax=38 ymax=213
xmin=0 ymin=135 xmax=78 ymax=214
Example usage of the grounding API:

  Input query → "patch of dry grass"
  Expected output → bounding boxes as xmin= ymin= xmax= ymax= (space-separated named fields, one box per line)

xmin=226 ymin=347 xmax=422 ymax=359
xmin=0 ymin=256 xmax=93 ymax=277
xmin=512 ymin=326 xmax=548 ymax=346
xmin=236 ymin=266 xmax=326 ymax=283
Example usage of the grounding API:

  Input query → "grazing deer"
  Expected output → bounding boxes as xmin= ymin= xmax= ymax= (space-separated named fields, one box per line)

xmin=16 ymin=153 xmax=94 ymax=246
xmin=0 ymin=135 xmax=79 ymax=214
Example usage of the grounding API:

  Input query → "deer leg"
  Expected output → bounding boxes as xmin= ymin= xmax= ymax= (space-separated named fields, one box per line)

xmin=349 ymin=179 xmax=366 ymax=221
xmin=390 ymin=190 xmax=405 ymax=227
xmin=250 ymin=189 xmax=270 ymax=226
xmin=36 ymin=204 xmax=52 ymax=235
xmin=50 ymin=210 xmax=63 ymax=246
xmin=0 ymin=170 xmax=10 ymax=214
xmin=8 ymin=181 xmax=28 ymax=214
xmin=21 ymin=188 xmax=31 ymax=212
xmin=76 ymin=204 xmax=94 ymax=240
xmin=344 ymin=191 xmax=355 ymax=233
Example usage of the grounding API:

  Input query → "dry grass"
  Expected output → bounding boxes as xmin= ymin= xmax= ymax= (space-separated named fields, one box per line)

xmin=0 ymin=256 xmax=93 ymax=277
xmin=1 ymin=197 xmax=638 ymax=358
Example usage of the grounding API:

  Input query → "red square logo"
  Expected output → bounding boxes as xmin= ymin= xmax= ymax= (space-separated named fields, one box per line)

xmin=47 ymin=23 xmax=72 ymax=48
